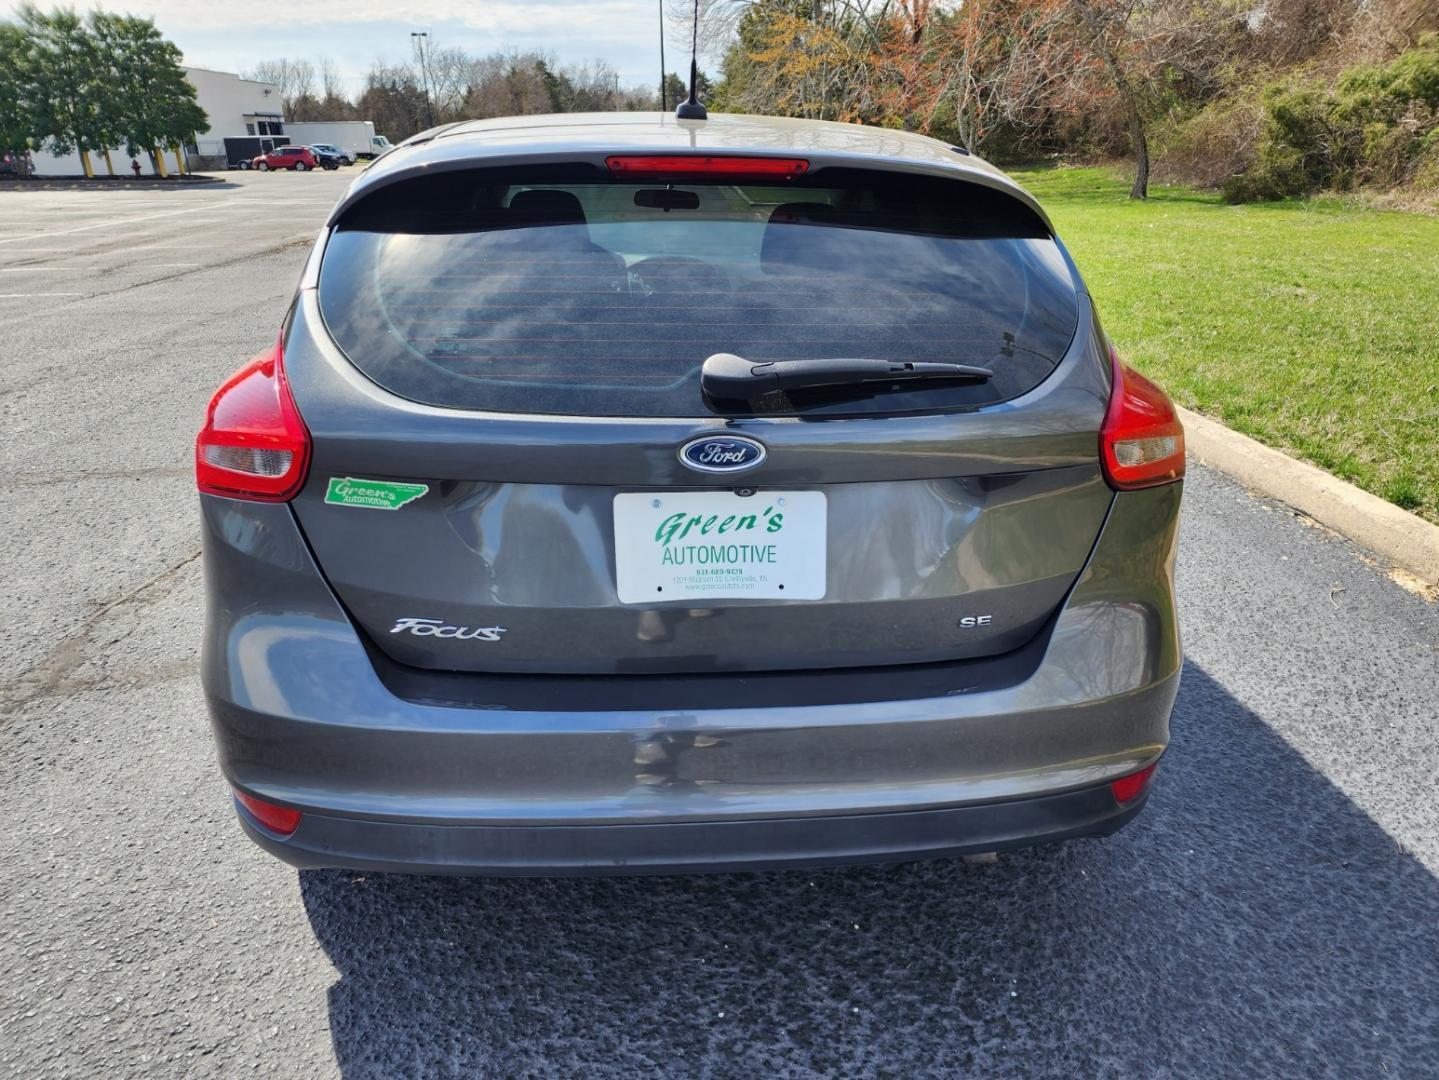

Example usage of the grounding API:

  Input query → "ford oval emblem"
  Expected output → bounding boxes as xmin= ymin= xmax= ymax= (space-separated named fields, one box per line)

xmin=679 ymin=435 xmax=767 ymax=474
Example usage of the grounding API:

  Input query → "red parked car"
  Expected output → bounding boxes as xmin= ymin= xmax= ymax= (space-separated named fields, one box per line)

xmin=251 ymin=146 xmax=317 ymax=172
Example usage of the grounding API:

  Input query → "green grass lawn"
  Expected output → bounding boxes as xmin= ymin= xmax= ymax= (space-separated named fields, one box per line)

xmin=1009 ymin=165 xmax=1439 ymax=522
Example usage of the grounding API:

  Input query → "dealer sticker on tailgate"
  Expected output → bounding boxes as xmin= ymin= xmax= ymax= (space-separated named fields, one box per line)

xmin=613 ymin=491 xmax=827 ymax=604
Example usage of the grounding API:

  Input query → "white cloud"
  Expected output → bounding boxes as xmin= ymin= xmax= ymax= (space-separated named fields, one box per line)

xmin=2 ymin=0 xmax=654 ymax=34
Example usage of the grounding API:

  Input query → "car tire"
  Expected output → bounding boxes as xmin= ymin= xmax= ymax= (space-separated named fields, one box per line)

xmin=257 ymin=161 xmax=269 ymax=171
xmin=295 ymin=162 xmax=308 ymax=172
xmin=237 ymin=161 xmax=250 ymax=170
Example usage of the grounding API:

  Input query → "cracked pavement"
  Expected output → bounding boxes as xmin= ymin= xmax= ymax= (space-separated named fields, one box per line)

xmin=2 ymin=170 xmax=1438 ymax=1078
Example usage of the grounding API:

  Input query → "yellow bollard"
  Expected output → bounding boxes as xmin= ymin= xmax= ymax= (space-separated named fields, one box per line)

xmin=173 ymin=147 xmax=184 ymax=175
xmin=80 ymin=149 xmax=94 ymax=178
xmin=153 ymin=148 xmax=167 ymax=178
xmin=102 ymin=148 xmax=115 ymax=176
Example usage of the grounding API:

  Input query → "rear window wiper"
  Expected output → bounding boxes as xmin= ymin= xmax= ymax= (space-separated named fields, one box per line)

xmin=701 ymin=353 xmax=993 ymax=400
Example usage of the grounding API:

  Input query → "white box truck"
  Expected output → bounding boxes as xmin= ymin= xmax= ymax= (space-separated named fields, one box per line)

xmin=282 ymin=121 xmax=393 ymax=161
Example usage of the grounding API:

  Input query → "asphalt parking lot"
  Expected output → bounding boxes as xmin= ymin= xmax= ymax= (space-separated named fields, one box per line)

xmin=1 ymin=170 xmax=1437 ymax=1078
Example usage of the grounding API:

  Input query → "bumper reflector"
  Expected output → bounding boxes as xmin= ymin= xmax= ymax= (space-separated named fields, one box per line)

xmin=1110 ymin=761 xmax=1159 ymax=804
xmin=234 ymin=789 xmax=302 ymax=836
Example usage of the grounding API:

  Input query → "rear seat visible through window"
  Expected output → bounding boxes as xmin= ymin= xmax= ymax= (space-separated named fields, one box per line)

xmin=317 ymin=164 xmax=1080 ymax=418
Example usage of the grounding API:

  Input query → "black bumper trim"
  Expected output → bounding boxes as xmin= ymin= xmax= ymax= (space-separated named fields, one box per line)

xmin=237 ymin=782 xmax=1146 ymax=877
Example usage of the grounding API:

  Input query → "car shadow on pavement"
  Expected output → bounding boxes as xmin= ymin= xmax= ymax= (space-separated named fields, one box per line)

xmin=299 ymin=662 xmax=1439 ymax=1078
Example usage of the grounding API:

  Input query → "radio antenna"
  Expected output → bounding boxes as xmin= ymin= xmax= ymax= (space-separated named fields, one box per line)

xmin=658 ymin=0 xmax=667 ymax=111
xmin=675 ymin=0 xmax=707 ymax=120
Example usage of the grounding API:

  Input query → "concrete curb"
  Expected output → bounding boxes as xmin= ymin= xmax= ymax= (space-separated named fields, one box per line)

xmin=1179 ymin=406 xmax=1439 ymax=587
xmin=1 ymin=176 xmax=224 ymax=191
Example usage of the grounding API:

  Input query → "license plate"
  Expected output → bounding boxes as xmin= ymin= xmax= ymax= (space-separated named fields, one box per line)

xmin=613 ymin=490 xmax=826 ymax=604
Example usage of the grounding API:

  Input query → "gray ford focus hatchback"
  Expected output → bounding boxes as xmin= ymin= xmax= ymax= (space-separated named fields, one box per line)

xmin=197 ymin=112 xmax=1184 ymax=874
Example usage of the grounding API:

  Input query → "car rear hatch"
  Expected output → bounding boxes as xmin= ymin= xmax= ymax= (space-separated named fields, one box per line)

xmin=282 ymin=154 xmax=1114 ymax=675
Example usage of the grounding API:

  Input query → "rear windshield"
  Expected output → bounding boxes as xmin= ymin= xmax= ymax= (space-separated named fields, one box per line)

xmin=318 ymin=164 xmax=1079 ymax=418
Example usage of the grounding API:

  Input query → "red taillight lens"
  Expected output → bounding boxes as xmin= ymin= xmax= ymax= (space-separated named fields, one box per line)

xmin=1099 ymin=347 xmax=1185 ymax=490
xmin=1110 ymin=761 xmax=1159 ymax=804
xmin=605 ymin=155 xmax=809 ymax=181
xmin=195 ymin=338 xmax=310 ymax=501
xmin=233 ymin=789 xmax=302 ymax=836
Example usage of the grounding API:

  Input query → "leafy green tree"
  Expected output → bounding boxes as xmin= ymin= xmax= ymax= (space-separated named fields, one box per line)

xmin=1225 ymin=33 xmax=1439 ymax=201
xmin=662 ymin=71 xmax=686 ymax=110
xmin=89 ymin=12 xmax=207 ymax=175
xmin=662 ymin=69 xmax=713 ymax=110
xmin=19 ymin=5 xmax=106 ymax=175
xmin=0 ymin=23 xmax=38 ymax=170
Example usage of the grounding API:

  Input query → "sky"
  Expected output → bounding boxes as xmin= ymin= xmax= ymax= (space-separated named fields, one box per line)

xmin=2 ymin=1 xmax=692 ymax=95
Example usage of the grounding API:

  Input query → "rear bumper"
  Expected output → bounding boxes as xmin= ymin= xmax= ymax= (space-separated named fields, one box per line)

xmin=200 ymin=482 xmax=1183 ymax=875
xmin=236 ymin=781 xmax=1152 ymax=875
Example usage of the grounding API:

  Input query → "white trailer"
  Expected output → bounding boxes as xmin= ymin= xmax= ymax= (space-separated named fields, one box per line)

xmin=282 ymin=121 xmax=393 ymax=160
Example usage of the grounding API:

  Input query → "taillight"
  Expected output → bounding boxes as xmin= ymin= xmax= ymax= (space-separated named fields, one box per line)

xmin=1099 ymin=346 xmax=1185 ymax=490
xmin=605 ymin=155 xmax=809 ymax=181
xmin=1110 ymin=761 xmax=1159 ymax=805
xmin=195 ymin=337 xmax=310 ymax=501
xmin=233 ymin=789 xmax=302 ymax=836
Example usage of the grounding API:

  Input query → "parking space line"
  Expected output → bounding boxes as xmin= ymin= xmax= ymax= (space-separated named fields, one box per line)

xmin=0 ymin=246 xmax=187 ymax=252
xmin=0 ymin=200 xmax=241 ymax=245
xmin=0 ymin=264 xmax=199 ymax=271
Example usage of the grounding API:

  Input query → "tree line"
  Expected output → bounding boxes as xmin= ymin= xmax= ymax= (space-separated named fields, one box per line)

xmin=245 ymin=50 xmax=683 ymax=147
xmin=11 ymin=0 xmax=1431 ymax=199
xmin=242 ymin=1 xmax=1438 ymax=202
xmin=1 ymin=5 xmax=206 ymax=177
xmin=701 ymin=0 xmax=1439 ymax=200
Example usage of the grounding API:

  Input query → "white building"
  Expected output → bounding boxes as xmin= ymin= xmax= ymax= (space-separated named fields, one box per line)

xmin=28 ymin=66 xmax=283 ymax=177
xmin=183 ymin=67 xmax=285 ymax=162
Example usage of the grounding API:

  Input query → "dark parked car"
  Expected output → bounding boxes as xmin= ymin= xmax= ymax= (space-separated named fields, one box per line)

xmin=197 ymin=113 xmax=1185 ymax=875
xmin=304 ymin=145 xmax=346 ymax=170
xmin=309 ymin=142 xmax=356 ymax=165
xmin=251 ymin=145 xmax=316 ymax=172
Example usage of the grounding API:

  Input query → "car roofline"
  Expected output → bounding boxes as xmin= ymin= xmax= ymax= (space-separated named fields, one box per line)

xmin=330 ymin=112 xmax=1054 ymax=233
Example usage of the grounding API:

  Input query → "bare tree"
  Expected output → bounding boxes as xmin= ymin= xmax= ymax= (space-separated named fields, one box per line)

xmin=264 ymin=44 xmax=670 ymax=141
xmin=357 ymin=60 xmax=428 ymax=139
xmin=246 ymin=57 xmax=316 ymax=116
xmin=464 ymin=51 xmax=554 ymax=119
xmin=673 ymin=0 xmax=753 ymax=64
xmin=318 ymin=56 xmax=344 ymax=101
xmin=425 ymin=45 xmax=473 ymax=121
xmin=1061 ymin=0 xmax=1246 ymax=198
xmin=1070 ymin=0 xmax=1150 ymax=198
xmin=291 ymin=58 xmax=315 ymax=102
xmin=864 ymin=0 xmax=1070 ymax=154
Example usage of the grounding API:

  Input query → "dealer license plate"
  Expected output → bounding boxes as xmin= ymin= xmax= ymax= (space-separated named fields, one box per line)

xmin=613 ymin=490 xmax=827 ymax=604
